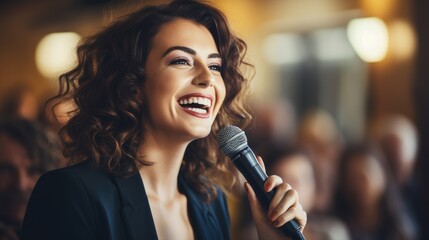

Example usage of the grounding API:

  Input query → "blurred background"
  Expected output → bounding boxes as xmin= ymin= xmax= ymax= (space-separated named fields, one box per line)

xmin=0 ymin=0 xmax=428 ymax=239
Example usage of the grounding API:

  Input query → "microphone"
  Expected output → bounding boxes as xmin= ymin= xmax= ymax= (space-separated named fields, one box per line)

xmin=217 ymin=125 xmax=305 ymax=240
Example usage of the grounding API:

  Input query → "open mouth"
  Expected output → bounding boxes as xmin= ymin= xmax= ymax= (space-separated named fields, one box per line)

xmin=178 ymin=96 xmax=212 ymax=115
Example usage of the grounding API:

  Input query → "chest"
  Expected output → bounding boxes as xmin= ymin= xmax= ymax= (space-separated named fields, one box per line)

xmin=148 ymin=195 xmax=194 ymax=240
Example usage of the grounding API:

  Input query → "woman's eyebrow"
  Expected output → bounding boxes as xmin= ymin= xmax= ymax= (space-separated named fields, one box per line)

xmin=162 ymin=46 xmax=196 ymax=57
xmin=162 ymin=46 xmax=221 ymax=59
xmin=208 ymin=53 xmax=221 ymax=59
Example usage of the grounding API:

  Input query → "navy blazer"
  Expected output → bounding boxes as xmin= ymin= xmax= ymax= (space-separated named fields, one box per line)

xmin=22 ymin=161 xmax=231 ymax=240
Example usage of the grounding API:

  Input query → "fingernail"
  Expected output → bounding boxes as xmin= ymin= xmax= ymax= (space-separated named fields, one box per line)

xmin=244 ymin=183 xmax=249 ymax=193
xmin=272 ymin=220 xmax=279 ymax=227
xmin=265 ymin=183 xmax=271 ymax=191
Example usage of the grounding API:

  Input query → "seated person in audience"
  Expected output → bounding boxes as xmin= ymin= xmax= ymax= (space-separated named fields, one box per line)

xmin=369 ymin=114 xmax=420 ymax=231
xmin=333 ymin=143 xmax=417 ymax=240
xmin=297 ymin=109 xmax=343 ymax=214
xmin=0 ymin=117 xmax=64 ymax=239
xmin=267 ymin=146 xmax=350 ymax=240
xmin=233 ymin=145 xmax=349 ymax=240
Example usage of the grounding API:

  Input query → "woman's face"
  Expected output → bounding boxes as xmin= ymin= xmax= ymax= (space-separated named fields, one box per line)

xmin=143 ymin=18 xmax=226 ymax=141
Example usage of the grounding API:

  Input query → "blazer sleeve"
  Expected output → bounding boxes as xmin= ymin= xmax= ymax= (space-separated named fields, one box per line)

xmin=22 ymin=169 xmax=97 ymax=240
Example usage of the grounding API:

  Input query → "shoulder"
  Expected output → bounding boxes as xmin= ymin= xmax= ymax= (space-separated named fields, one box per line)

xmin=28 ymin=160 xmax=122 ymax=214
xmin=22 ymin=161 xmax=121 ymax=239
xmin=40 ymin=160 xmax=107 ymax=179
xmin=35 ymin=160 xmax=114 ymax=192
xmin=22 ymin=161 xmax=101 ymax=239
xmin=25 ymin=160 xmax=115 ymax=213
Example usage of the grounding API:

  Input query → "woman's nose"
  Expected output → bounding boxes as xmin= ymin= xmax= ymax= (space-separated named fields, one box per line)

xmin=192 ymin=65 xmax=215 ymax=88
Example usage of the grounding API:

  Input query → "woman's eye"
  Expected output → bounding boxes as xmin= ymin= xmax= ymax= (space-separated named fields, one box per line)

xmin=170 ymin=58 xmax=191 ymax=66
xmin=209 ymin=65 xmax=222 ymax=72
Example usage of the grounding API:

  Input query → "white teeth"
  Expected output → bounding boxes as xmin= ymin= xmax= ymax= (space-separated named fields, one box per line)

xmin=179 ymin=96 xmax=212 ymax=108
xmin=186 ymin=107 xmax=207 ymax=114
xmin=197 ymin=97 xmax=204 ymax=105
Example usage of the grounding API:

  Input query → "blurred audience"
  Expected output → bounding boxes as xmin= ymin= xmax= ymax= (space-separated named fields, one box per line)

xmin=0 ymin=86 xmax=40 ymax=121
xmin=0 ymin=117 xmax=65 ymax=239
xmin=267 ymin=146 xmax=350 ymax=240
xmin=370 ymin=115 xmax=418 ymax=189
xmin=235 ymin=105 xmax=422 ymax=240
xmin=369 ymin=114 xmax=421 ymax=238
xmin=369 ymin=115 xmax=418 ymax=186
xmin=231 ymin=98 xmax=298 ymax=240
xmin=297 ymin=109 xmax=343 ymax=213
xmin=246 ymin=98 xmax=297 ymax=159
xmin=232 ymin=145 xmax=351 ymax=240
xmin=333 ymin=143 xmax=418 ymax=240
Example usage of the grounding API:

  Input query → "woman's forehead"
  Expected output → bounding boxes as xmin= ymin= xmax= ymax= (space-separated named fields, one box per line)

xmin=150 ymin=18 xmax=218 ymax=55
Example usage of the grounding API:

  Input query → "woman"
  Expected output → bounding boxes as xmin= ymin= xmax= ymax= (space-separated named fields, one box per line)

xmin=22 ymin=1 xmax=306 ymax=239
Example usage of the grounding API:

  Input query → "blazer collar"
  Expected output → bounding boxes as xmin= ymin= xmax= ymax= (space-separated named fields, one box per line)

xmin=113 ymin=171 xmax=218 ymax=240
xmin=113 ymin=172 xmax=158 ymax=240
xmin=178 ymin=176 xmax=223 ymax=240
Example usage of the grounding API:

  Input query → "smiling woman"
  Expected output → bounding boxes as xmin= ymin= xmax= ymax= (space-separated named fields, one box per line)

xmin=22 ymin=1 xmax=307 ymax=240
xmin=142 ymin=19 xmax=226 ymax=141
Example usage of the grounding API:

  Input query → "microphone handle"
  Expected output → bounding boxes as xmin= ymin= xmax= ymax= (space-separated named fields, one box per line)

xmin=232 ymin=147 xmax=305 ymax=240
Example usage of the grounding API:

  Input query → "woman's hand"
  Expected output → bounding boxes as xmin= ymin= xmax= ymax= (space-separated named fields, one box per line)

xmin=244 ymin=156 xmax=307 ymax=240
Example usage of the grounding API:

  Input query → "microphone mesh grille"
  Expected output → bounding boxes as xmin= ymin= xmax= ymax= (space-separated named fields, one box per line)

xmin=217 ymin=125 xmax=248 ymax=157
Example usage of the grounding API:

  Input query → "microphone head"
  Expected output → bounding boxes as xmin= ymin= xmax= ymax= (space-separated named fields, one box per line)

xmin=217 ymin=125 xmax=248 ymax=157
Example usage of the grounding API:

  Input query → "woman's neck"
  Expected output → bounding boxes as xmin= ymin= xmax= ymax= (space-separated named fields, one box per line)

xmin=137 ymin=130 xmax=190 ymax=203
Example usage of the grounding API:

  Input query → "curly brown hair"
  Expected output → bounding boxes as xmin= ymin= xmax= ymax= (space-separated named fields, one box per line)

xmin=48 ymin=0 xmax=252 ymax=202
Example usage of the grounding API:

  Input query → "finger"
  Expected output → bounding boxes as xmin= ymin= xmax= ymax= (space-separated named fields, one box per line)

xmin=265 ymin=177 xmax=287 ymax=213
xmin=271 ymin=206 xmax=307 ymax=232
xmin=264 ymin=175 xmax=283 ymax=192
xmin=268 ymin=188 xmax=299 ymax=222
xmin=264 ymin=178 xmax=291 ymax=216
xmin=256 ymin=155 xmax=266 ymax=172
xmin=295 ymin=201 xmax=304 ymax=210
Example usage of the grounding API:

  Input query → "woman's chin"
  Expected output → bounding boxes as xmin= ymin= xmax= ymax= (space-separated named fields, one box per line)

xmin=188 ymin=127 xmax=211 ymax=140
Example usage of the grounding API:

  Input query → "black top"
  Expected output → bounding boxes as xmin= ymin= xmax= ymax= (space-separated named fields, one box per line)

xmin=22 ymin=160 xmax=230 ymax=240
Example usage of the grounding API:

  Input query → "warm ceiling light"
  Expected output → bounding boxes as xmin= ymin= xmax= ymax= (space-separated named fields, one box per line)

xmin=35 ymin=32 xmax=81 ymax=80
xmin=347 ymin=17 xmax=389 ymax=63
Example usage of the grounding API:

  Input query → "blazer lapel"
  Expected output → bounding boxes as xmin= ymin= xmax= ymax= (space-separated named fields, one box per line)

xmin=179 ymin=176 xmax=224 ymax=240
xmin=113 ymin=173 xmax=158 ymax=240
